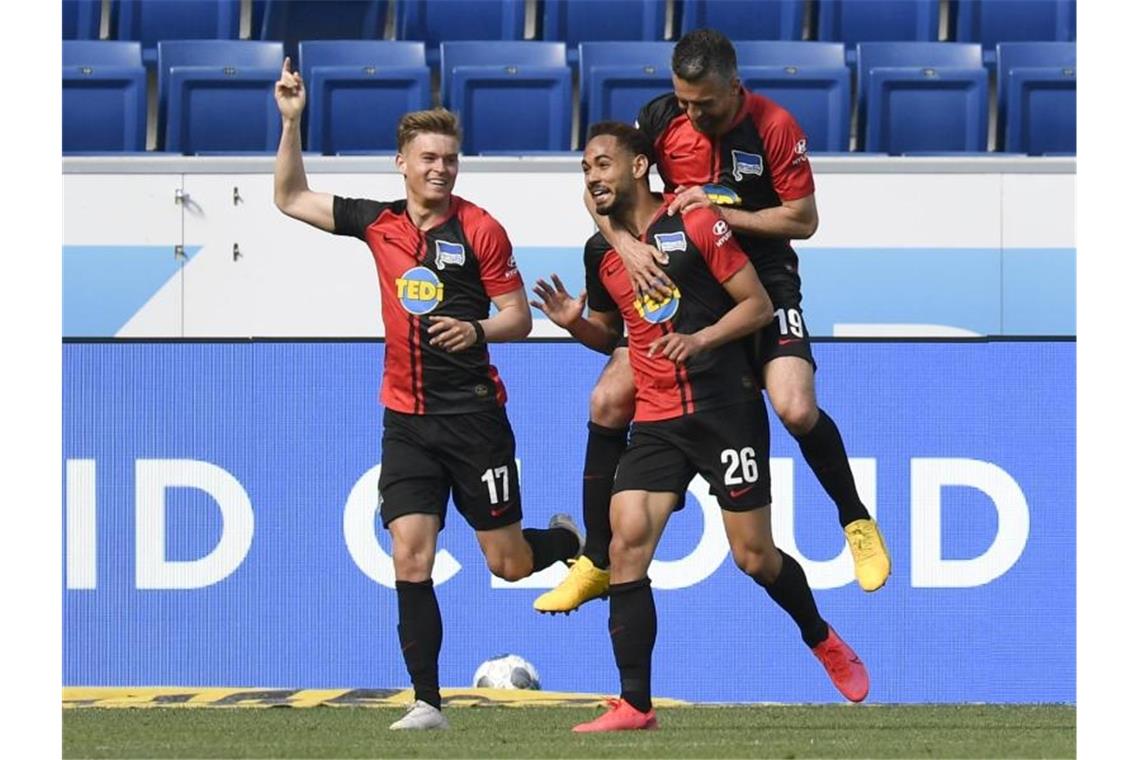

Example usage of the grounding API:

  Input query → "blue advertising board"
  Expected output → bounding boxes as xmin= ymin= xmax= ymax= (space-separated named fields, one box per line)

xmin=62 ymin=340 xmax=1074 ymax=703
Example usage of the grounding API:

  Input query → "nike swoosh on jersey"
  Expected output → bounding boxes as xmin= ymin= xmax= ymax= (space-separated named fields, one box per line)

xmin=728 ymin=485 xmax=755 ymax=499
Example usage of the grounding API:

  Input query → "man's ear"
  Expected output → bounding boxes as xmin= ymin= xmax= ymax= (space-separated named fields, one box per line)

xmin=395 ymin=152 xmax=406 ymax=177
xmin=632 ymin=153 xmax=650 ymax=181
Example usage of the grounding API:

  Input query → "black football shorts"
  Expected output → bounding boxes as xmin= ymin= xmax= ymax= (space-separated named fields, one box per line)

xmin=751 ymin=280 xmax=817 ymax=375
xmin=378 ymin=407 xmax=522 ymax=531
xmin=612 ymin=398 xmax=772 ymax=511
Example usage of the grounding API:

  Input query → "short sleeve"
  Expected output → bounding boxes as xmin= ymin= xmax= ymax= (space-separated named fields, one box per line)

xmin=683 ymin=207 xmax=750 ymax=283
xmin=584 ymin=234 xmax=618 ymax=313
xmin=469 ymin=214 xmax=524 ymax=297
xmin=754 ymin=105 xmax=815 ymax=201
xmin=333 ymin=196 xmax=385 ymax=240
xmin=636 ymin=93 xmax=674 ymax=147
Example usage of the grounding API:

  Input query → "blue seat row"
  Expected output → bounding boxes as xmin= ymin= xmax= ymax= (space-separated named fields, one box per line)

xmin=62 ymin=39 xmax=1075 ymax=156
xmin=64 ymin=1 xmax=1078 ymax=67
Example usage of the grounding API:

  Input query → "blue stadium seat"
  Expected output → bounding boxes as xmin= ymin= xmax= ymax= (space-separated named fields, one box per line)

xmin=114 ymin=0 xmax=240 ymax=66
xmin=578 ymin=41 xmax=674 ymax=143
xmin=997 ymin=42 xmax=1075 ymax=155
xmin=397 ymin=0 xmax=526 ymax=69
xmin=158 ymin=40 xmax=284 ymax=154
xmin=818 ymin=0 xmax=940 ymax=65
xmin=63 ymin=41 xmax=147 ymax=152
xmin=439 ymin=41 xmax=571 ymax=153
xmin=259 ymin=1 xmax=387 ymax=65
xmin=734 ymin=42 xmax=850 ymax=152
xmin=955 ymin=0 xmax=1076 ymax=66
xmin=298 ymin=41 xmax=431 ymax=155
xmin=542 ymin=1 xmax=665 ymax=64
xmin=63 ymin=0 xmax=102 ymax=39
xmin=679 ymin=0 xmax=804 ymax=40
xmin=857 ymin=42 xmax=986 ymax=153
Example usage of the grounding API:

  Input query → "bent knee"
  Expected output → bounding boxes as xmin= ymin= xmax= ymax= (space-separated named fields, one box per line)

xmin=590 ymin=379 xmax=634 ymax=428
xmin=732 ymin=547 xmax=776 ymax=581
xmin=774 ymin=398 xmax=818 ymax=436
xmin=486 ymin=554 xmax=530 ymax=582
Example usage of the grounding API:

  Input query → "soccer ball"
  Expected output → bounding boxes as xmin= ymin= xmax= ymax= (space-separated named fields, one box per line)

xmin=472 ymin=654 xmax=541 ymax=690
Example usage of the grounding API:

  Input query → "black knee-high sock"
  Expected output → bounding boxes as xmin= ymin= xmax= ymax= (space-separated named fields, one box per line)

xmin=396 ymin=579 xmax=443 ymax=709
xmin=523 ymin=526 xmax=580 ymax=572
xmin=794 ymin=408 xmax=871 ymax=527
xmin=608 ymin=578 xmax=656 ymax=713
xmin=582 ymin=422 xmax=627 ymax=569
xmin=753 ymin=550 xmax=830 ymax=648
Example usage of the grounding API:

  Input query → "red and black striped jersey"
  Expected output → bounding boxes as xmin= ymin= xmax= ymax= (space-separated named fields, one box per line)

xmin=333 ymin=194 xmax=522 ymax=415
xmin=637 ymin=88 xmax=814 ymax=286
xmin=585 ymin=203 xmax=762 ymax=422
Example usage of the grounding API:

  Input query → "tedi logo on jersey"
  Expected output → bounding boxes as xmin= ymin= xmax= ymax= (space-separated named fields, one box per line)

xmin=434 ymin=240 xmax=466 ymax=269
xmin=731 ymin=150 xmax=764 ymax=182
xmin=634 ymin=287 xmax=681 ymax=324
xmin=396 ymin=266 xmax=444 ymax=315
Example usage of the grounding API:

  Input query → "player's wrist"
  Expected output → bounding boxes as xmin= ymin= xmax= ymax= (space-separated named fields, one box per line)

xmin=469 ymin=320 xmax=486 ymax=345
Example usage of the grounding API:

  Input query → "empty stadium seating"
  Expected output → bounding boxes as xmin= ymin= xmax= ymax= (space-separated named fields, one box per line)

xmin=115 ymin=0 xmax=240 ymax=66
xmin=735 ymin=41 xmax=850 ymax=151
xmin=397 ymin=0 xmax=526 ymax=68
xmin=440 ymin=41 xmax=571 ymax=153
xmin=578 ymin=41 xmax=674 ymax=142
xmin=542 ymin=0 xmax=665 ymax=64
xmin=158 ymin=40 xmax=284 ymax=154
xmin=298 ymin=41 xmax=431 ymax=154
xmin=955 ymin=0 xmax=1076 ymax=65
xmin=679 ymin=0 xmax=804 ymax=41
xmin=59 ymin=1 xmax=1079 ymax=157
xmin=857 ymin=42 xmax=987 ymax=153
xmin=997 ymin=42 xmax=1075 ymax=155
xmin=63 ymin=40 xmax=147 ymax=152
xmin=259 ymin=0 xmax=387 ymax=65
xmin=818 ymin=0 xmax=940 ymax=64
xmin=63 ymin=0 xmax=102 ymax=40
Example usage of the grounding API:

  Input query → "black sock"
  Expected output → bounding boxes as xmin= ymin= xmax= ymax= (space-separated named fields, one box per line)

xmin=608 ymin=577 xmax=656 ymax=713
xmin=395 ymin=579 xmax=443 ymax=709
xmin=582 ymin=422 xmax=627 ymax=569
xmin=753 ymin=550 xmax=830 ymax=648
xmin=794 ymin=409 xmax=871 ymax=526
xmin=523 ymin=526 xmax=579 ymax=572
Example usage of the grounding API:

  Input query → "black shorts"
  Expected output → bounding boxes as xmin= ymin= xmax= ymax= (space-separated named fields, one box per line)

xmin=612 ymin=399 xmax=772 ymax=511
xmin=749 ymin=279 xmax=817 ymax=375
xmin=378 ymin=407 xmax=522 ymax=531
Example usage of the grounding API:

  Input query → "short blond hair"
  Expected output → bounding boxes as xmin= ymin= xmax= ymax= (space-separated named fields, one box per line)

xmin=396 ymin=108 xmax=462 ymax=152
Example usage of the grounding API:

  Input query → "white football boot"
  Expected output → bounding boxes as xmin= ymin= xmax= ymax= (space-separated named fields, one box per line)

xmin=389 ymin=699 xmax=449 ymax=730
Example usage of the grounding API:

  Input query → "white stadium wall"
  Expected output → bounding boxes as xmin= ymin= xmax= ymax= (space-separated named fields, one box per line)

xmin=63 ymin=155 xmax=1075 ymax=338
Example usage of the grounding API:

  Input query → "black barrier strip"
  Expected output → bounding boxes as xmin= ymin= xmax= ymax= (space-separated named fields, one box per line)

xmin=62 ymin=335 xmax=1076 ymax=345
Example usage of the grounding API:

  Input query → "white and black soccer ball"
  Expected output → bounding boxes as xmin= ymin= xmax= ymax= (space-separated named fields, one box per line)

xmin=472 ymin=654 xmax=541 ymax=690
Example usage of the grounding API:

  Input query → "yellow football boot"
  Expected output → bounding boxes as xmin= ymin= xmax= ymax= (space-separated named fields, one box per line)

xmin=533 ymin=556 xmax=610 ymax=614
xmin=844 ymin=518 xmax=891 ymax=592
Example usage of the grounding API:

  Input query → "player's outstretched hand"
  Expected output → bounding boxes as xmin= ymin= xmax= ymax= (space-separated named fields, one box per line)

xmin=427 ymin=316 xmax=478 ymax=352
xmin=274 ymin=57 xmax=306 ymax=120
xmin=667 ymin=185 xmax=715 ymax=216
xmin=647 ymin=331 xmax=706 ymax=364
xmin=530 ymin=274 xmax=585 ymax=329
xmin=618 ymin=239 xmax=674 ymax=302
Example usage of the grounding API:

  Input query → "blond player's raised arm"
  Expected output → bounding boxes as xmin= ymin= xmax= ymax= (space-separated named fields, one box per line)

xmin=273 ymin=57 xmax=335 ymax=232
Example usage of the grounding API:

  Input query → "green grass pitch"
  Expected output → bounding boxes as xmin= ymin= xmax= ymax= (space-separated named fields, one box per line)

xmin=63 ymin=704 xmax=1075 ymax=758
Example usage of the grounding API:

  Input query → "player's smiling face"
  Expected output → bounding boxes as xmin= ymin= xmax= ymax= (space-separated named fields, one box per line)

xmin=582 ymin=135 xmax=635 ymax=216
xmin=673 ymin=72 xmax=742 ymax=137
xmin=397 ymin=132 xmax=459 ymax=204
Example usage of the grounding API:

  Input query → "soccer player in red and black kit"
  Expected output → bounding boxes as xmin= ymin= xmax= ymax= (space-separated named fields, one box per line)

xmin=532 ymin=122 xmax=869 ymax=731
xmin=271 ymin=59 xmax=582 ymax=731
xmin=534 ymin=29 xmax=889 ymax=615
